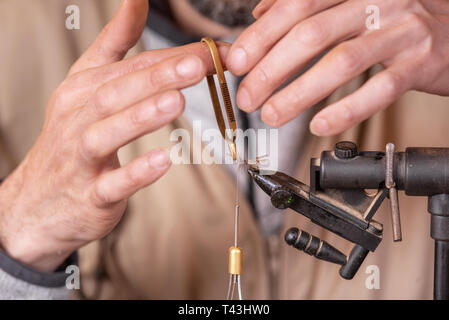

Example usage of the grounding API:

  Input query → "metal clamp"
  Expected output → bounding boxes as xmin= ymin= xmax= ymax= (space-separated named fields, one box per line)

xmin=385 ymin=143 xmax=402 ymax=242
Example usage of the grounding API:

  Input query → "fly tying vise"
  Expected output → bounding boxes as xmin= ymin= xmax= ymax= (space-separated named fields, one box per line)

xmin=201 ymin=37 xmax=242 ymax=300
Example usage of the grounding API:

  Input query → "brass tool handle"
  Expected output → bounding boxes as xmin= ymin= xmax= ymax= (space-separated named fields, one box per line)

xmin=228 ymin=246 xmax=243 ymax=275
xmin=201 ymin=37 xmax=237 ymax=160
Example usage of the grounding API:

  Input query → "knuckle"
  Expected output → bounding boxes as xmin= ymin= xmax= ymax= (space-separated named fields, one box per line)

xmin=421 ymin=38 xmax=434 ymax=60
xmin=244 ymin=28 xmax=267 ymax=53
xmin=52 ymin=81 xmax=73 ymax=107
xmin=147 ymin=66 xmax=167 ymax=90
xmin=92 ymin=85 xmax=114 ymax=117
xmin=287 ymin=86 xmax=303 ymax=108
xmin=283 ymin=0 xmax=315 ymax=16
xmin=339 ymin=103 xmax=355 ymax=125
xmin=407 ymin=13 xmax=434 ymax=57
xmin=51 ymin=89 xmax=67 ymax=109
xmin=277 ymin=84 xmax=304 ymax=115
xmin=294 ymin=18 xmax=329 ymax=46
xmin=381 ymin=71 xmax=403 ymax=99
xmin=400 ymin=0 xmax=416 ymax=9
xmin=137 ymin=51 xmax=158 ymax=69
xmin=80 ymin=129 xmax=100 ymax=160
xmin=123 ymin=57 xmax=148 ymax=75
xmin=254 ymin=62 xmax=274 ymax=85
xmin=408 ymin=12 xmax=432 ymax=38
xmin=124 ymin=166 xmax=141 ymax=190
xmin=334 ymin=44 xmax=362 ymax=76
xmin=66 ymin=72 xmax=85 ymax=89
xmin=93 ymin=182 xmax=111 ymax=206
xmin=402 ymin=0 xmax=425 ymax=11
xmin=417 ymin=37 xmax=434 ymax=63
xmin=128 ymin=104 xmax=149 ymax=127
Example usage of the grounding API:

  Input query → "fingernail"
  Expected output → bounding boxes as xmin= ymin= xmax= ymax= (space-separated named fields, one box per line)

xmin=262 ymin=104 xmax=279 ymax=125
xmin=310 ymin=117 xmax=330 ymax=136
xmin=237 ymin=87 xmax=252 ymax=110
xmin=149 ymin=149 xmax=170 ymax=170
xmin=229 ymin=48 xmax=247 ymax=73
xmin=176 ymin=56 xmax=200 ymax=78
xmin=157 ymin=92 xmax=181 ymax=113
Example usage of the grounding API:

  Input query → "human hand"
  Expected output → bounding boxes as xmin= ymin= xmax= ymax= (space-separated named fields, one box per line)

xmin=227 ymin=0 xmax=449 ymax=135
xmin=0 ymin=0 xmax=229 ymax=272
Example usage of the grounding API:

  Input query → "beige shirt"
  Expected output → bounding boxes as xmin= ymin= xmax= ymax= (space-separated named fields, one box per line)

xmin=1 ymin=0 xmax=449 ymax=299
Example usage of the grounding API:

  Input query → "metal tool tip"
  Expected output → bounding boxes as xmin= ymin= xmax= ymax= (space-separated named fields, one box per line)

xmin=247 ymin=165 xmax=259 ymax=178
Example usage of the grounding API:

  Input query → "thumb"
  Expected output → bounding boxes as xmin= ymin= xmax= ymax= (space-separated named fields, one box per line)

xmin=69 ymin=0 xmax=148 ymax=75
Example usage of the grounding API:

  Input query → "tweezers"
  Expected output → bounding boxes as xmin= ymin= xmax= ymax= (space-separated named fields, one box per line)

xmin=201 ymin=37 xmax=237 ymax=161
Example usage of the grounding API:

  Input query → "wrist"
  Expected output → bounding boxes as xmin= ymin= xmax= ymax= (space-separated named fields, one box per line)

xmin=0 ymin=232 xmax=73 ymax=273
xmin=0 ymin=169 xmax=74 ymax=272
xmin=0 ymin=247 xmax=78 ymax=288
xmin=0 ymin=205 xmax=75 ymax=272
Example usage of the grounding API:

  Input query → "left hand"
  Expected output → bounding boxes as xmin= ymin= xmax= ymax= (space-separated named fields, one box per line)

xmin=227 ymin=0 xmax=449 ymax=136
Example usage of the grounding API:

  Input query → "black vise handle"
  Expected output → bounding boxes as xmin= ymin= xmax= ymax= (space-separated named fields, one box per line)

xmin=285 ymin=228 xmax=369 ymax=279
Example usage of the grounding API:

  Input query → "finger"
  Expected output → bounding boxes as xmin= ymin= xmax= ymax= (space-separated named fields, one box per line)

xmin=93 ymin=149 xmax=171 ymax=206
xmin=98 ymin=41 xmax=231 ymax=81
xmin=238 ymin=0 xmax=367 ymax=112
xmin=66 ymin=42 xmax=230 ymax=102
xmin=69 ymin=0 xmax=148 ymax=75
xmin=260 ymin=22 xmax=416 ymax=126
xmin=87 ymin=54 xmax=203 ymax=121
xmin=81 ymin=90 xmax=184 ymax=161
xmin=253 ymin=0 xmax=277 ymax=19
xmin=309 ymin=62 xmax=413 ymax=136
xmin=227 ymin=0 xmax=345 ymax=76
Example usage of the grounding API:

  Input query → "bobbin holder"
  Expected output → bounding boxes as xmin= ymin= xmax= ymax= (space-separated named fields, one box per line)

xmin=248 ymin=141 xmax=449 ymax=300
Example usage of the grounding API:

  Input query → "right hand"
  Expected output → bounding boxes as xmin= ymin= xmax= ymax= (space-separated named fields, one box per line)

xmin=0 ymin=0 xmax=229 ymax=272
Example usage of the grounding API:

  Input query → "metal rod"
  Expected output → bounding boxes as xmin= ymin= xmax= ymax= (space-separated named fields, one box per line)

xmin=434 ymin=241 xmax=449 ymax=300
xmin=226 ymin=274 xmax=236 ymax=300
xmin=234 ymin=205 xmax=239 ymax=247
xmin=226 ymin=274 xmax=233 ymax=300
xmin=385 ymin=143 xmax=395 ymax=188
xmin=389 ymin=187 xmax=402 ymax=241
xmin=237 ymin=275 xmax=243 ymax=300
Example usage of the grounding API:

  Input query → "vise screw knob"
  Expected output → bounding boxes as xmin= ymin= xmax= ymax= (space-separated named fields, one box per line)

xmin=334 ymin=141 xmax=358 ymax=159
